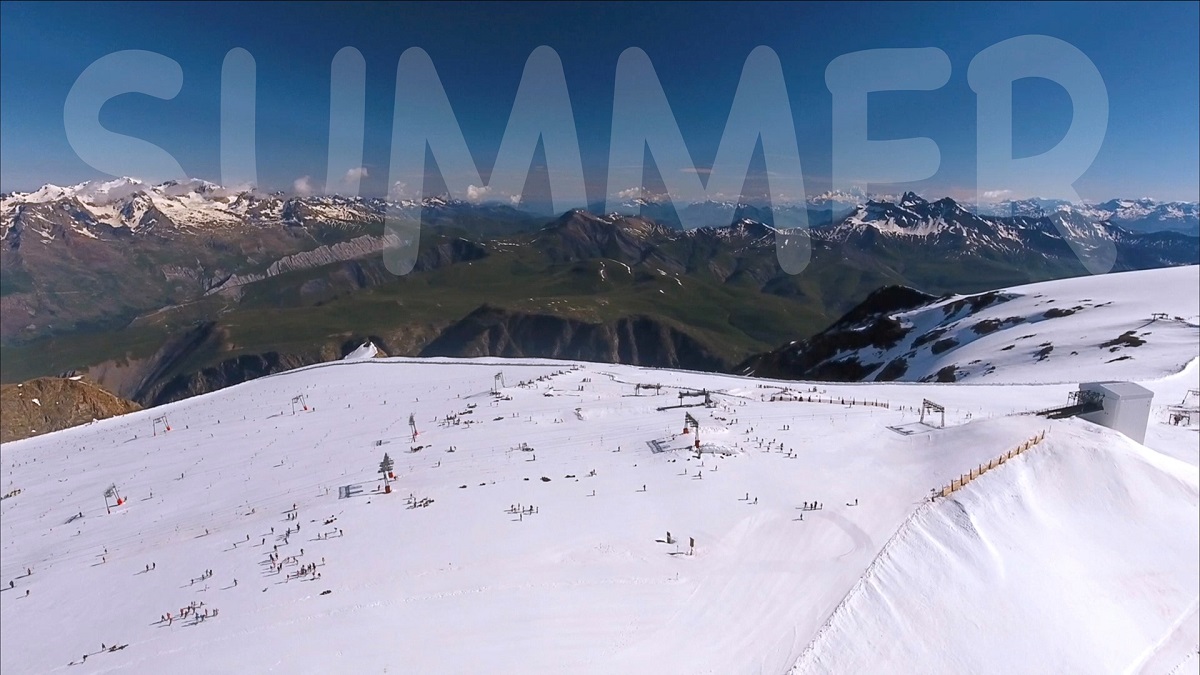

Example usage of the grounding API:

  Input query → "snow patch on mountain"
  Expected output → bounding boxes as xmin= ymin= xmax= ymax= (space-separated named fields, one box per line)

xmin=342 ymin=341 xmax=380 ymax=360
xmin=743 ymin=266 xmax=1200 ymax=385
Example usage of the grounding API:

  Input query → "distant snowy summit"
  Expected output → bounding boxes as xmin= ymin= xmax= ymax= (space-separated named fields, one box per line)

xmin=969 ymin=197 xmax=1199 ymax=236
xmin=4 ymin=178 xmax=1196 ymax=237
xmin=0 ymin=177 xmax=480 ymax=236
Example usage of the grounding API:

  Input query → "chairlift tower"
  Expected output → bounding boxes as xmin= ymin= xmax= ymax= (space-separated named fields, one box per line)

xmin=409 ymin=413 xmax=419 ymax=441
xmin=152 ymin=415 xmax=171 ymax=436
xmin=1163 ymin=389 xmax=1199 ymax=427
xmin=493 ymin=372 xmax=506 ymax=394
xmin=103 ymin=483 xmax=123 ymax=514
xmin=683 ymin=412 xmax=701 ymax=451
xmin=920 ymin=399 xmax=946 ymax=428
xmin=678 ymin=389 xmax=712 ymax=407
xmin=291 ymin=394 xmax=308 ymax=415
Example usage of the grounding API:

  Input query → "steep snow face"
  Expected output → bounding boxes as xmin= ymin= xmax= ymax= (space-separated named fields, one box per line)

xmin=341 ymin=341 xmax=379 ymax=360
xmin=1 ymin=352 xmax=1196 ymax=674
xmin=747 ymin=266 xmax=1200 ymax=385
xmin=790 ymin=421 xmax=1199 ymax=675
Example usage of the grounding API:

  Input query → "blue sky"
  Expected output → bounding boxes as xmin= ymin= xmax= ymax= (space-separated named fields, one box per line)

xmin=1 ymin=1 xmax=1197 ymax=202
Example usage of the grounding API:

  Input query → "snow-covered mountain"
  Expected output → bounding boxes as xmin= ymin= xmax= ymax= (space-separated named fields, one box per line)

xmin=740 ymin=265 xmax=1200 ymax=384
xmin=0 ymin=178 xmax=498 ymax=240
xmin=1086 ymin=198 xmax=1200 ymax=235
xmin=973 ymin=197 xmax=1199 ymax=236
xmin=802 ymin=192 xmax=1197 ymax=270
xmin=4 ymin=178 xmax=1198 ymax=241
xmin=2 ymin=267 xmax=1197 ymax=672
xmin=2 ymin=177 xmax=379 ymax=237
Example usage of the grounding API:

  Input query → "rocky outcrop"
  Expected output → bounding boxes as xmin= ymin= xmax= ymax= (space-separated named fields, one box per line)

xmin=736 ymin=285 xmax=937 ymax=381
xmin=145 ymin=352 xmax=318 ymax=406
xmin=412 ymin=237 xmax=488 ymax=271
xmin=420 ymin=305 xmax=729 ymax=373
xmin=84 ymin=327 xmax=430 ymax=408
xmin=1 ymin=377 xmax=140 ymax=443
xmin=206 ymin=233 xmax=404 ymax=294
xmin=534 ymin=211 xmax=673 ymax=266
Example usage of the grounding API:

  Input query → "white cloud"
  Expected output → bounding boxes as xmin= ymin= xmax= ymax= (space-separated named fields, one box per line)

xmin=293 ymin=176 xmax=318 ymax=197
xmin=465 ymin=184 xmax=492 ymax=203
xmin=344 ymin=167 xmax=369 ymax=182
xmin=614 ymin=187 xmax=671 ymax=203
xmin=509 ymin=194 xmax=522 ymax=206
xmin=982 ymin=189 xmax=1012 ymax=201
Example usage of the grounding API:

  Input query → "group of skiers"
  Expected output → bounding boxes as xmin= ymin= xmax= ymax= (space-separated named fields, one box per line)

xmin=161 ymin=601 xmax=219 ymax=626
xmin=189 ymin=569 xmax=214 ymax=586
xmin=290 ymin=562 xmax=322 ymax=581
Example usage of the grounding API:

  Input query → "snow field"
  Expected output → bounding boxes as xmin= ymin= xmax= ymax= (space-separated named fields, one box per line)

xmin=0 ymin=347 xmax=1196 ymax=673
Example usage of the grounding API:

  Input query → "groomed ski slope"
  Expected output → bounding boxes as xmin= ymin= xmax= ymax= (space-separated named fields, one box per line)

xmin=790 ymin=419 xmax=1199 ymax=674
xmin=2 ymin=352 xmax=1196 ymax=673
xmin=1 ymin=267 xmax=1198 ymax=674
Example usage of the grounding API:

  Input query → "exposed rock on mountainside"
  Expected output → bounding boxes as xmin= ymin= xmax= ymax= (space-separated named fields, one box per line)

xmin=533 ymin=210 xmax=672 ymax=265
xmin=73 ymin=325 xmax=411 ymax=408
xmin=146 ymin=352 xmax=318 ymax=407
xmin=0 ymin=377 xmax=140 ymax=443
xmin=736 ymin=286 xmax=937 ymax=381
xmin=419 ymin=305 xmax=729 ymax=373
xmin=207 ymin=234 xmax=405 ymax=294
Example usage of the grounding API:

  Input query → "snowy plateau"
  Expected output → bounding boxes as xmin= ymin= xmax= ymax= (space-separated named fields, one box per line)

xmin=1 ymin=267 xmax=1198 ymax=674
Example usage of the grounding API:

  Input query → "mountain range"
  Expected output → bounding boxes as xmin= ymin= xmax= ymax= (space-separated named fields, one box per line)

xmin=970 ymin=197 xmax=1199 ymax=235
xmin=1 ymin=178 xmax=1196 ymax=408
xmin=4 ymin=178 xmax=1196 ymax=236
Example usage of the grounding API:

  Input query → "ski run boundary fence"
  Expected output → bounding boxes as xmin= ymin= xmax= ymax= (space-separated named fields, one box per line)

xmin=934 ymin=430 xmax=1047 ymax=500
xmin=764 ymin=391 xmax=891 ymax=409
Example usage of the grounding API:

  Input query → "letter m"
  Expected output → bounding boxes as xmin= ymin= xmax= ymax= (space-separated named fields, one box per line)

xmin=605 ymin=47 xmax=810 ymax=274
xmin=384 ymin=47 xmax=587 ymax=275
